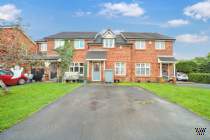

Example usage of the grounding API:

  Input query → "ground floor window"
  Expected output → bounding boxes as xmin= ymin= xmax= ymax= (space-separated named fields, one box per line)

xmin=69 ymin=62 xmax=84 ymax=75
xmin=115 ymin=62 xmax=126 ymax=76
xmin=135 ymin=63 xmax=151 ymax=76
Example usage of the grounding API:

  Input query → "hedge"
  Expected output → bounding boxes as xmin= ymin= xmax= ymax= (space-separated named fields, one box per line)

xmin=188 ymin=73 xmax=210 ymax=84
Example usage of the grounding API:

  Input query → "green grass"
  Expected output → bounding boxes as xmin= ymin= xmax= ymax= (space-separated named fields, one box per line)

xmin=118 ymin=82 xmax=210 ymax=120
xmin=0 ymin=82 xmax=81 ymax=132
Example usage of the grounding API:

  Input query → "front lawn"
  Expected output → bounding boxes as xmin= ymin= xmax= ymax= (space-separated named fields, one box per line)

xmin=0 ymin=82 xmax=81 ymax=132
xmin=118 ymin=83 xmax=210 ymax=120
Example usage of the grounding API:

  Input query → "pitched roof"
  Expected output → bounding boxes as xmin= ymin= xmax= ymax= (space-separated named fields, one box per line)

xmin=0 ymin=25 xmax=36 ymax=45
xmin=45 ymin=32 xmax=97 ymax=39
xmin=121 ymin=32 xmax=174 ymax=40
xmin=93 ymin=34 xmax=127 ymax=45
xmin=35 ymin=38 xmax=46 ymax=42
xmin=86 ymin=51 xmax=107 ymax=60
xmin=44 ymin=30 xmax=175 ymax=40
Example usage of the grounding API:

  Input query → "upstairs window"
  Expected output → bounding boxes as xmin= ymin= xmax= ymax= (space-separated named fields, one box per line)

xmin=135 ymin=40 xmax=146 ymax=49
xmin=40 ymin=43 xmax=47 ymax=52
xmin=74 ymin=39 xmax=85 ymax=49
xmin=103 ymin=39 xmax=115 ymax=48
xmin=54 ymin=39 xmax=65 ymax=49
xmin=155 ymin=41 xmax=165 ymax=50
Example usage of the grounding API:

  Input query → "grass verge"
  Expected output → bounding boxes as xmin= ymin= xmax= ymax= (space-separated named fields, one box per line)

xmin=117 ymin=82 xmax=210 ymax=120
xmin=0 ymin=82 xmax=81 ymax=132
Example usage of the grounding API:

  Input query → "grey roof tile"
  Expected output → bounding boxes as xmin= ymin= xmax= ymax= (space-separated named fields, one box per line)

xmin=45 ymin=32 xmax=97 ymax=39
xmin=92 ymin=34 xmax=127 ymax=44
xmin=44 ymin=31 xmax=174 ymax=40
xmin=122 ymin=32 xmax=174 ymax=40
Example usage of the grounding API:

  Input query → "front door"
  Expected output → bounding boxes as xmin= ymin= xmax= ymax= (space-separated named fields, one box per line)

xmin=92 ymin=62 xmax=101 ymax=81
xmin=162 ymin=64 xmax=169 ymax=81
xmin=50 ymin=63 xmax=57 ymax=80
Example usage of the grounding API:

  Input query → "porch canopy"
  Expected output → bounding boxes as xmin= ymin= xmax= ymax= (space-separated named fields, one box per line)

xmin=86 ymin=51 xmax=107 ymax=61
xmin=158 ymin=56 xmax=176 ymax=63
xmin=158 ymin=56 xmax=177 ymax=78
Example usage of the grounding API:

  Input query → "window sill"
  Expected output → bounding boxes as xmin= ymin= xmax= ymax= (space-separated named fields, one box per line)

xmin=103 ymin=47 xmax=115 ymax=49
xmin=155 ymin=49 xmax=165 ymax=50
xmin=135 ymin=49 xmax=146 ymax=50
xmin=135 ymin=75 xmax=151 ymax=77
xmin=74 ymin=48 xmax=85 ymax=50
xmin=115 ymin=75 xmax=126 ymax=77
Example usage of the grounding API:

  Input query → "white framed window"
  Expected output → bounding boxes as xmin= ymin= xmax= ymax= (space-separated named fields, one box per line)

xmin=135 ymin=63 xmax=151 ymax=76
xmin=103 ymin=39 xmax=115 ymax=48
xmin=135 ymin=40 xmax=146 ymax=49
xmin=69 ymin=62 xmax=84 ymax=75
xmin=74 ymin=39 xmax=85 ymax=49
xmin=54 ymin=39 xmax=65 ymax=49
xmin=40 ymin=43 xmax=47 ymax=52
xmin=155 ymin=40 xmax=165 ymax=49
xmin=115 ymin=62 xmax=126 ymax=76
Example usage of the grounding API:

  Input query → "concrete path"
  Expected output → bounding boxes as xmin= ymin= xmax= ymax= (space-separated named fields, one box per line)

xmin=0 ymin=84 xmax=210 ymax=140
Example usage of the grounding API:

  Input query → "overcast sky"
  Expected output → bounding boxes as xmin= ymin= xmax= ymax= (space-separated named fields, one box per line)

xmin=0 ymin=0 xmax=210 ymax=60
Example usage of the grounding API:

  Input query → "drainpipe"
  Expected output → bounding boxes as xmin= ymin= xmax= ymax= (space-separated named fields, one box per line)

xmin=159 ymin=62 xmax=162 ymax=77
xmin=84 ymin=62 xmax=88 ymax=84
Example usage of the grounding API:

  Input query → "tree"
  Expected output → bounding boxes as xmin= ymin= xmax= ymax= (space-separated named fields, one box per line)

xmin=176 ymin=61 xmax=197 ymax=73
xmin=193 ymin=55 xmax=209 ymax=73
xmin=0 ymin=24 xmax=29 ymax=92
xmin=207 ymin=53 xmax=210 ymax=61
xmin=0 ymin=25 xmax=29 ymax=68
xmin=177 ymin=53 xmax=210 ymax=74
xmin=55 ymin=40 xmax=74 ymax=81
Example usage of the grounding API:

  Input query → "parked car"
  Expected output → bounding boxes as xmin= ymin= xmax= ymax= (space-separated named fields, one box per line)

xmin=0 ymin=69 xmax=28 ymax=86
xmin=176 ymin=72 xmax=189 ymax=81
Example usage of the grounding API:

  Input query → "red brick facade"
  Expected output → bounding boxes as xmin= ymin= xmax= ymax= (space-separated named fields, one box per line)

xmin=0 ymin=27 xmax=37 ymax=69
xmin=0 ymin=27 xmax=37 ymax=54
xmin=38 ymin=30 xmax=176 ymax=82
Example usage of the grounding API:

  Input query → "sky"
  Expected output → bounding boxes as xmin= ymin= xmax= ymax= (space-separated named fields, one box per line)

xmin=0 ymin=0 xmax=210 ymax=60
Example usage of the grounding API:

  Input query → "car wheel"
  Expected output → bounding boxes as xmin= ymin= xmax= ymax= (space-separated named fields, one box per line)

xmin=18 ymin=79 xmax=26 ymax=85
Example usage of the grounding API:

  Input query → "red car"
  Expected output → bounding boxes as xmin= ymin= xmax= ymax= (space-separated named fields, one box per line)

xmin=0 ymin=69 xmax=28 ymax=86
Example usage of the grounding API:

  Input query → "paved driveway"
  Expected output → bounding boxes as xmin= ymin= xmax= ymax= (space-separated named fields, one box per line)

xmin=0 ymin=84 xmax=210 ymax=140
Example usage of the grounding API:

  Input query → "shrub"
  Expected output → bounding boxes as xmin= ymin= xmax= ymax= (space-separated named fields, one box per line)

xmin=176 ymin=61 xmax=197 ymax=73
xmin=189 ymin=73 xmax=210 ymax=83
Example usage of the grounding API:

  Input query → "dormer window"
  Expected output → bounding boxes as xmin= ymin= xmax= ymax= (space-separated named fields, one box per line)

xmin=102 ymin=29 xmax=116 ymax=48
xmin=103 ymin=39 xmax=115 ymax=48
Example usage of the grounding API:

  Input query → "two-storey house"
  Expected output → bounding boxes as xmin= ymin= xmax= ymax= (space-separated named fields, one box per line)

xmin=36 ymin=29 xmax=176 ymax=82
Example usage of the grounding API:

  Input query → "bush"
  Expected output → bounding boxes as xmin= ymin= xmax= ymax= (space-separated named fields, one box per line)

xmin=176 ymin=61 xmax=197 ymax=73
xmin=189 ymin=73 xmax=210 ymax=83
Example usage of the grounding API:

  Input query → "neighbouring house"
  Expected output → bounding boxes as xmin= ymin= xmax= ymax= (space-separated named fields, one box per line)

xmin=35 ymin=29 xmax=176 ymax=82
xmin=0 ymin=26 xmax=37 ymax=70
